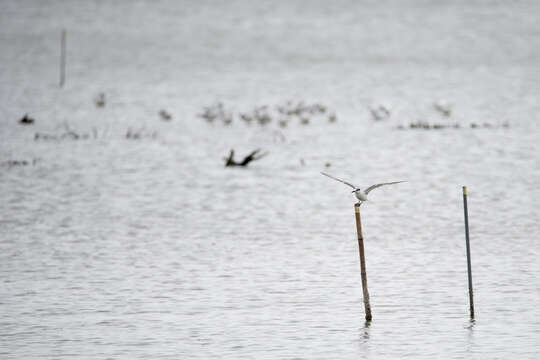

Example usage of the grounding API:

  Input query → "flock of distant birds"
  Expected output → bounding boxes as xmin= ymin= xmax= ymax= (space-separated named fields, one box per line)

xmin=195 ymin=99 xmax=510 ymax=130
xmin=16 ymin=92 xmax=170 ymax=142
xmin=6 ymin=94 xmax=510 ymax=168
xmin=15 ymin=93 xmax=509 ymax=131
xmin=371 ymin=101 xmax=509 ymax=129
xmin=367 ymin=100 xmax=452 ymax=121
xmin=2 ymin=158 xmax=40 ymax=168
xmin=197 ymin=101 xmax=337 ymax=127
xmin=399 ymin=121 xmax=510 ymax=130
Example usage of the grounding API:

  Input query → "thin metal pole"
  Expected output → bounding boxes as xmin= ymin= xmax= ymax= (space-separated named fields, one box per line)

xmin=354 ymin=203 xmax=372 ymax=321
xmin=462 ymin=186 xmax=475 ymax=319
xmin=60 ymin=29 xmax=66 ymax=87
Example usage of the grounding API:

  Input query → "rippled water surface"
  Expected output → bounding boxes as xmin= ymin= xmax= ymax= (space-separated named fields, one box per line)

xmin=1 ymin=1 xmax=540 ymax=359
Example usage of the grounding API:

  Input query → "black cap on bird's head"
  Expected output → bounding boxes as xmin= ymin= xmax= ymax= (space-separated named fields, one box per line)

xmin=352 ymin=188 xmax=359 ymax=193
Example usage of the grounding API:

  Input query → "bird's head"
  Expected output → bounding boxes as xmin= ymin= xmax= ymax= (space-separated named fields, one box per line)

xmin=352 ymin=188 xmax=360 ymax=193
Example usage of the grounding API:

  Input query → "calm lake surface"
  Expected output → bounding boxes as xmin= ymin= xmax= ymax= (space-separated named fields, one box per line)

xmin=1 ymin=1 xmax=539 ymax=359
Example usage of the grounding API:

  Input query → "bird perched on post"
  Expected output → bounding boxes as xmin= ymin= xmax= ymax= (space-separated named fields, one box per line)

xmin=321 ymin=172 xmax=405 ymax=204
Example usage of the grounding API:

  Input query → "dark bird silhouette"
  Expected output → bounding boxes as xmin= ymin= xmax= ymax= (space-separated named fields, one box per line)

xmin=224 ymin=149 xmax=268 ymax=167
xmin=18 ymin=114 xmax=35 ymax=125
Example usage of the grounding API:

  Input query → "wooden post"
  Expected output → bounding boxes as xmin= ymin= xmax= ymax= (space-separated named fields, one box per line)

xmin=462 ymin=186 xmax=475 ymax=319
xmin=354 ymin=203 xmax=372 ymax=321
xmin=60 ymin=29 xmax=66 ymax=87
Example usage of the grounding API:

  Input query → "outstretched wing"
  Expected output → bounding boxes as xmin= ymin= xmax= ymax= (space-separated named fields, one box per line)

xmin=320 ymin=172 xmax=357 ymax=190
xmin=364 ymin=181 xmax=406 ymax=194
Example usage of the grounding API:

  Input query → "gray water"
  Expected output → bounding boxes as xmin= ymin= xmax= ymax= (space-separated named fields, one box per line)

xmin=1 ymin=1 xmax=540 ymax=359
